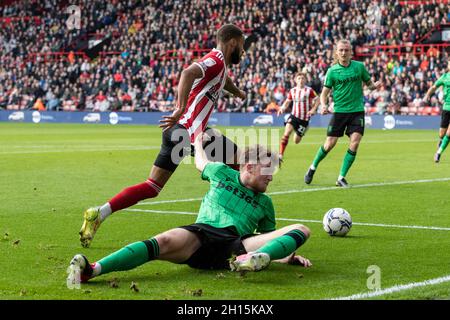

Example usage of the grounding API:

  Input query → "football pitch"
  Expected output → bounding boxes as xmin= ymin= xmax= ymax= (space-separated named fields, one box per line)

xmin=0 ymin=122 xmax=449 ymax=300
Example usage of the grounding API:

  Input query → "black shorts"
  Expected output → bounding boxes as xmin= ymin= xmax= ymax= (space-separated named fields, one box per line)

xmin=179 ymin=223 xmax=252 ymax=270
xmin=440 ymin=110 xmax=450 ymax=128
xmin=154 ymin=124 xmax=239 ymax=172
xmin=327 ymin=112 xmax=365 ymax=137
xmin=285 ymin=115 xmax=309 ymax=137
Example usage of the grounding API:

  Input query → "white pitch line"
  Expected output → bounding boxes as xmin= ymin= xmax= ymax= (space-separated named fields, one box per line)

xmin=271 ymin=139 xmax=435 ymax=145
xmin=0 ymin=138 xmax=436 ymax=154
xmin=330 ymin=274 xmax=450 ymax=300
xmin=0 ymin=146 xmax=161 ymax=155
xmin=268 ymin=177 xmax=450 ymax=196
xmin=125 ymin=209 xmax=450 ymax=231
xmin=138 ymin=177 xmax=450 ymax=206
xmin=138 ymin=198 xmax=203 ymax=206
xmin=126 ymin=208 xmax=198 ymax=216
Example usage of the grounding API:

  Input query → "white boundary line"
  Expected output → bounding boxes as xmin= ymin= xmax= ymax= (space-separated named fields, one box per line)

xmin=0 ymin=138 xmax=436 ymax=154
xmin=124 ymin=209 xmax=450 ymax=231
xmin=138 ymin=177 xmax=450 ymax=205
xmin=0 ymin=146 xmax=160 ymax=155
xmin=330 ymin=274 xmax=450 ymax=300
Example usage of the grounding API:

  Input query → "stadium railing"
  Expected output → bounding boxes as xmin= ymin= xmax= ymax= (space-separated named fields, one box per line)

xmin=355 ymin=43 xmax=450 ymax=58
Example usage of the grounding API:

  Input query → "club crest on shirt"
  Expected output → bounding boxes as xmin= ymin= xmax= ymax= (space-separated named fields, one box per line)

xmin=200 ymin=58 xmax=216 ymax=70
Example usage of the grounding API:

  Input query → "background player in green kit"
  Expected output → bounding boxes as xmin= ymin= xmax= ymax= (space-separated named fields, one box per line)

xmin=67 ymin=135 xmax=312 ymax=284
xmin=423 ymin=63 xmax=450 ymax=163
xmin=304 ymin=39 xmax=382 ymax=187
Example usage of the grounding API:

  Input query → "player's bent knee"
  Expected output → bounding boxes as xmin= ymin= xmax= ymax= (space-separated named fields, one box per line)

xmin=153 ymin=233 xmax=172 ymax=249
xmin=288 ymin=224 xmax=310 ymax=238
xmin=295 ymin=224 xmax=310 ymax=238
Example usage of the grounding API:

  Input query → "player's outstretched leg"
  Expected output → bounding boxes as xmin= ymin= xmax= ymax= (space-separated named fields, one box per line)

xmin=79 ymin=177 xmax=163 ymax=247
xmin=69 ymin=238 xmax=161 ymax=285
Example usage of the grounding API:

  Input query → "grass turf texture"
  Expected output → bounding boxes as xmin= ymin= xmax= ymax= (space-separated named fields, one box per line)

xmin=0 ymin=122 xmax=449 ymax=300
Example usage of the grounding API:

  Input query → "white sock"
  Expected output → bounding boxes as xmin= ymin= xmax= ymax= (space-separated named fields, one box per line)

xmin=99 ymin=203 xmax=112 ymax=222
xmin=338 ymin=175 xmax=345 ymax=181
xmin=310 ymin=165 xmax=316 ymax=170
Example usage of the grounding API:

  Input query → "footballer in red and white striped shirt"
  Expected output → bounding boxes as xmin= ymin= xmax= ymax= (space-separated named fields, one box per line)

xmin=277 ymin=72 xmax=319 ymax=161
xmin=78 ymin=24 xmax=248 ymax=248
xmin=178 ymin=48 xmax=228 ymax=143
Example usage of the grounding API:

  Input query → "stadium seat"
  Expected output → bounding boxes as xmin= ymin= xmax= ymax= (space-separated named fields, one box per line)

xmin=431 ymin=107 xmax=441 ymax=116
xmin=421 ymin=107 xmax=432 ymax=115
xmin=369 ymin=107 xmax=378 ymax=114
xmin=408 ymin=106 xmax=418 ymax=115
xmin=400 ymin=107 xmax=409 ymax=115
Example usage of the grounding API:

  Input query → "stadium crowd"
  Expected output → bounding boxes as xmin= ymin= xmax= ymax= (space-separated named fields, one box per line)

xmin=0 ymin=0 xmax=449 ymax=114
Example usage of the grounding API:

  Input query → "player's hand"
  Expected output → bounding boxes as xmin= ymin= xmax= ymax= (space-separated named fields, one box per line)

xmin=236 ymin=89 xmax=246 ymax=100
xmin=159 ymin=108 xmax=183 ymax=131
xmin=321 ymin=106 xmax=329 ymax=115
xmin=287 ymin=253 xmax=312 ymax=268
xmin=307 ymin=109 xmax=316 ymax=117
xmin=372 ymin=81 xmax=383 ymax=91
xmin=422 ymin=96 xmax=429 ymax=104
xmin=276 ymin=108 xmax=284 ymax=117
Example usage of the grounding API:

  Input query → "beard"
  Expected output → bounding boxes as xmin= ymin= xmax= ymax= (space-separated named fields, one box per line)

xmin=231 ymin=47 xmax=241 ymax=64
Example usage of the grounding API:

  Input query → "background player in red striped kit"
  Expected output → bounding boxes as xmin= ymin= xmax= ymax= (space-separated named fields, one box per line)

xmin=79 ymin=24 xmax=247 ymax=248
xmin=277 ymin=72 xmax=320 ymax=161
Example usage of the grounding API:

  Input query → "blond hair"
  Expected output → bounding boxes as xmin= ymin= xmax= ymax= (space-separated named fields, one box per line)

xmin=239 ymin=144 xmax=279 ymax=169
xmin=333 ymin=39 xmax=352 ymax=65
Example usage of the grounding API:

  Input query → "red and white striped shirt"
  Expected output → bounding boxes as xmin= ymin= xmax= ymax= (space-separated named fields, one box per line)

xmin=178 ymin=49 xmax=227 ymax=143
xmin=287 ymin=86 xmax=317 ymax=120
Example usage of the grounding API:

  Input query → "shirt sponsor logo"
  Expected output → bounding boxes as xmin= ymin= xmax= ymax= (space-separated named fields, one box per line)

xmin=216 ymin=180 xmax=259 ymax=209
xmin=336 ymin=75 xmax=360 ymax=85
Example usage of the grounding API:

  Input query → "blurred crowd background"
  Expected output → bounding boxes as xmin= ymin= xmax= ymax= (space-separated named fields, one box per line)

xmin=1 ymin=0 xmax=449 ymax=115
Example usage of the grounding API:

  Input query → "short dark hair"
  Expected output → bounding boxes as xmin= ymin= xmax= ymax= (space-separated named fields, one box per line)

xmin=216 ymin=24 xmax=244 ymax=43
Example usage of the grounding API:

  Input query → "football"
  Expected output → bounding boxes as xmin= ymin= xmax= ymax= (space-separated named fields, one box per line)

xmin=323 ymin=208 xmax=352 ymax=236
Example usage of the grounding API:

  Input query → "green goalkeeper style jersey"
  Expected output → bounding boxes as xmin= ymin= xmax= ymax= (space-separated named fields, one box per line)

xmin=197 ymin=162 xmax=276 ymax=237
xmin=435 ymin=73 xmax=450 ymax=111
xmin=324 ymin=60 xmax=371 ymax=113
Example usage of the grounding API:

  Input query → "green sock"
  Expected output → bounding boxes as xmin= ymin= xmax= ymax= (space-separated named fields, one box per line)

xmin=97 ymin=239 xmax=159 ymax=275
xmin=339 ymin=149 xmax=357 ymax=178
xmin=256 ymin=229 xmax=307 ymax=260
xmin=438 ymin=135 xmax=450 ymax=154
xmin=312 ymin=146 xmax=328 ymax=169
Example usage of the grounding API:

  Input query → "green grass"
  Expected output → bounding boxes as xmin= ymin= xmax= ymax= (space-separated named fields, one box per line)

xmin=0 ymin=123 xmax=449 ymax=300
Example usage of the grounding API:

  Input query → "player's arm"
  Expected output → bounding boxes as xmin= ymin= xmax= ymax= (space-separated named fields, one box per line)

xmin=320 ymin=86 xmax=332 ymax=114
xmin=159 ymin=64 xmax=203 ymax=131
xmin=307 ymin=95 xmax=320 ymax=116
xmin=194 ymin=132 xmax=211 ymax=172
xmin=364 ymin=79 xmax=382 ymax=91
xmin=224 ymin=76 xmax=246 ymax=100
xmin=276 ymin=98 xmax=292 ymax=116
xmin=273 ymin=253 xmax=313 ymax=267
xmin=423 ymin=85 xmax=437 ymax=103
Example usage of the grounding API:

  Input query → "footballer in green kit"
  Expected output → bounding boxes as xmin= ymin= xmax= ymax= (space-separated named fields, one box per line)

xmin=304 ymin=39 xmax=382 ymax=187
xmin=424 ymin=63 xmax=450 ymax=163
xmin=67 ymin=134 xmax=313 ymax=285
